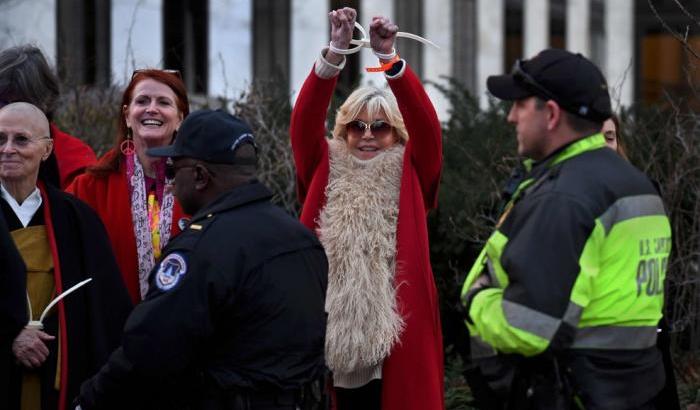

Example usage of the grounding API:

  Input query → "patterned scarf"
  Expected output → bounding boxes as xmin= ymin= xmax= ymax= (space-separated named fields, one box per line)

xmin=126 ymin=153 xmax=175 ymax=298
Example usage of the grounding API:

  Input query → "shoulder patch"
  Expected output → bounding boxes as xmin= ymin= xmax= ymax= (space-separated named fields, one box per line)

xmin=155 ymin=252 xmax=188 ymax=291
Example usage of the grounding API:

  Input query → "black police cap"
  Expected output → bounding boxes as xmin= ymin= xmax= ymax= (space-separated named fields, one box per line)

xmin=147 ymin=109 xmax=257 ymax=164
xmin=487 ymin=49 xmax=612 ymax=122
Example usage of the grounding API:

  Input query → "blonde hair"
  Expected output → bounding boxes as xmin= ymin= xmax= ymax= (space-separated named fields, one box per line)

xmin=332 ymin=85 xmax=409 ymax=143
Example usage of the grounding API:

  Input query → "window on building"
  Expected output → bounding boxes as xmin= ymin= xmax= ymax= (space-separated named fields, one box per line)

xmin=590 ymin=0 xmax=606 ymax=70
xmin=452 ymin=0 xmax=477 ymax=93
xmin=395 ymin=0 xmax=424 ymax=78
xmin=635 ymin=0 xmax=700 ymax=108
xmin=505 ymin=0 xmax=523 ymax=71
xmin=550 ymin=0 xmax=566 ymax=49
xmin=329 ymin=0 xmax=361 ymax=99
xmin=253 ymin=0 xmax=290 ymax=90
xmin=163 ymin=0 xmax=209 ymax=94
xmin=57 ymin=0 xmax=111 ymax=87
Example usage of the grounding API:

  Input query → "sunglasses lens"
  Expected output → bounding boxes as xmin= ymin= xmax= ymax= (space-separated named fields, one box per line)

xmin=347 ymin=120 xmax=367 ymax=135
xmin=132 ymin=69 xmax=182 ymax=81
xmin=165 ymin=69 xmax=182 ymax=79
xmin=370 ymin=121 xmax=392 ymax=136
xmin=512 ymin=61 xmax=528 ymax=83
xmin=347 ymin=120 xmax=393 ymax=137
xmin=164 ymin=163 xmax=175 ymax=179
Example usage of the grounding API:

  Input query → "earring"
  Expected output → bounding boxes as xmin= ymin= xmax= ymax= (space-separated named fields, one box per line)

xmin=120 ymin=127 xmax=135 ymax=155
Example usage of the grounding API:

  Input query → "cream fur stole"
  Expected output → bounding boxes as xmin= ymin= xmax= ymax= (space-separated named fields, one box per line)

xmin=319 ymin=138 xmax=406 ymax=373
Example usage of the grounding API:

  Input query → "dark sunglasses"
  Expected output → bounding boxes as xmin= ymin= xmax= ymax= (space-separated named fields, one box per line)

xmin=164 ymin=160 xmax=217 ymax=180
xmin=511 ymin=59 xmax=587 ymax=115
xmin=511 ymin=59 xmax=559 ymax=103
xmin=346 ymin=120 xmax=393 ymax=137
xmin=131 ymin=69 xmax=182 ymax=81
xmin=164 ymin=161 xmax=195 ymax=180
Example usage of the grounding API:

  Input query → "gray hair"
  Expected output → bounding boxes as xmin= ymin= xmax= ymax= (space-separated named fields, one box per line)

xmin=0 ymin=45 xmax=60 ymax=119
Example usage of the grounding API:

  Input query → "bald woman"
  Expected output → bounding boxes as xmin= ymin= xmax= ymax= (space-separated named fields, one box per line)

xmin=0 ymin=103 xmax=131 ymax=410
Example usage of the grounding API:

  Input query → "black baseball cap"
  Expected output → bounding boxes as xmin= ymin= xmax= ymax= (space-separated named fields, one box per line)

xmin=147 ymin=109 xmax=257 ymax=164
xmin=487 ymin=49 xmax=612 ymax=122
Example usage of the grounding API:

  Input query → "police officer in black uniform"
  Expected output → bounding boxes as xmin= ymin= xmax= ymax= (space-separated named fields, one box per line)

xmin=76 ymin=109 xmax=329 ymax=410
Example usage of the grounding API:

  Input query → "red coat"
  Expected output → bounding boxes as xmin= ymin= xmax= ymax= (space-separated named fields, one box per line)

xmin=290 ymin=64 xmax=444 ymax=409
xmin=50 ymin=124 xmax=96 ymax=188
xmin=66 ymin=150 xmax=186 ymax=303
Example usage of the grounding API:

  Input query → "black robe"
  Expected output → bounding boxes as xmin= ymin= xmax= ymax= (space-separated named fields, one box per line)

xmin=0 ymin=182 xmax=132 ymax=410
xmin=0 ymin=211 xmax=27 ymax=407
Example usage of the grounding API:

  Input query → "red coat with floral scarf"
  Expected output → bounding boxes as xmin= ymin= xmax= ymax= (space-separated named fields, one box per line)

xmin=66 ymin=150 xmax=186 ymax=303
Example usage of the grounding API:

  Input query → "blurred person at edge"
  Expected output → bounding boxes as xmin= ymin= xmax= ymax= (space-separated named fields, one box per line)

xmin=601 ymin=114 xmax=628 ymax=159
xmin=67 ymin=69 xmax=189 ymax=303
xmin=290 ymin=7 xmax=443 ymax=410
xmin=0 ymin=45 xmax=96 ymax=189
xmin=0 ymin=212 xmax=25 ymax=408
xmin=0 ymin=102 xmax=130 ymax=410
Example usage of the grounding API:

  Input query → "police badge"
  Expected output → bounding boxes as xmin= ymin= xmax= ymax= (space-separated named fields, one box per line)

xmin=155 ymin=253 xmax=188 ymax=291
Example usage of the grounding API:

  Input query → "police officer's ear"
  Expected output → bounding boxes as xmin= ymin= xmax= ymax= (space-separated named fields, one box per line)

xmin=545 ymin=99 xmax=563 ymax=132
xmin=193 ymin=163 xmax=213 ymax=191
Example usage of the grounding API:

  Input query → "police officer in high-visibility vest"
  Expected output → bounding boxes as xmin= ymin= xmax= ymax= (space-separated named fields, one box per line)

xmin=461 ymin=49 xmax=672 ymax=409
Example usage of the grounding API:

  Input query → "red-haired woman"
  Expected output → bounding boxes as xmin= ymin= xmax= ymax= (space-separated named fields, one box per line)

xmin=67 ymin=70 xmax=189 ymax=303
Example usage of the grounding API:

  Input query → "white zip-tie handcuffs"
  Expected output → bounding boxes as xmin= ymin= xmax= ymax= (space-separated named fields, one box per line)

xmin=26 ymin=278 xmax=93 ymax=330
xmin=329 ymin=22 xmax=440 ymax=56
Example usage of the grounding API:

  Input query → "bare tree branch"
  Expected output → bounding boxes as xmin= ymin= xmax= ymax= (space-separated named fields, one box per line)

xmin=648 ymin=0 xmax=700 ymax=60
xmin=672 ymin=0 xmax=700 ymax=28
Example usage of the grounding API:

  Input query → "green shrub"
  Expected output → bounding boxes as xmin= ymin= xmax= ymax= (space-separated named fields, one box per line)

xmin=233 ymin=77 xmax=298 ymax=216
xmin=54 ymin=85 xmax=121 ymax=156
xmin=620 ymin=105 xmax=700 ymax=353
xmin=426 ymin=78 xmax=516 ymax=361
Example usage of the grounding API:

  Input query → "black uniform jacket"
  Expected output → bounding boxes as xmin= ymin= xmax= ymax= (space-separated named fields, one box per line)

xmin=78 ymin=181 xmax=329 ymax=409
xmin=0 ymin=182 xmax=132 ymax=410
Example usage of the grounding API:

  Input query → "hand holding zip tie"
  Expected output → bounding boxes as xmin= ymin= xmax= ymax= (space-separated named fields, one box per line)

xmin=14 ymin=278 xmax=93 ymax=367
xmin=330 ymin=18 xmax=440 ymax=58
xmin=329 ymin=22 xmax=440 ymax=57
xmin=328 ymin=8 xmax=357 ymax=54
xmin=26 ymin=278 xmax=93 ymax=330
xmin=368 ymin=16 xmax=398 ymax=59
xmin=328 ymin=12 xmax=439 ymax=73
xmin=12 ymin=326 xmax=55 ymax=368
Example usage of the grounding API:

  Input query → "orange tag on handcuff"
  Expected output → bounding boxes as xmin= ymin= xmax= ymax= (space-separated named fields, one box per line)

xmin=365 ymin=55 xmax=401 ymax=72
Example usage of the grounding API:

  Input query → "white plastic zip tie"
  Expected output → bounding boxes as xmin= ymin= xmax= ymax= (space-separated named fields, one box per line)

xmin=26 ymin=278 xmax=93 ymax=330
xmin=329 ymin=22 xmax=439 ymax=55
xmin=373 ymin=48 xmax=397 ymax=60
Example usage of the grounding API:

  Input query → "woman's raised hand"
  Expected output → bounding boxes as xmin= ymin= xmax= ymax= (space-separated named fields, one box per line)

xmin=325 ymin=8 xmax=357 ymax=65
xmin=329 ymin=7 xmax=356 ymax=50
xmin=369 ymin=16 xmax=398 ymax=59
